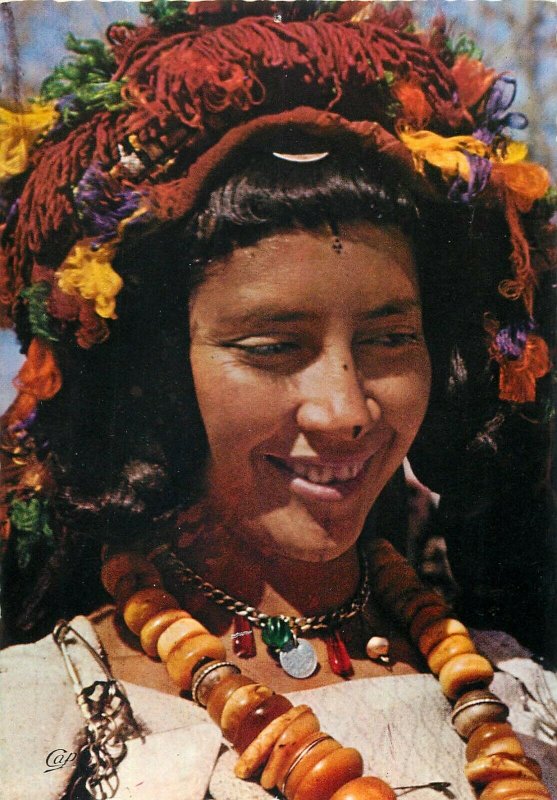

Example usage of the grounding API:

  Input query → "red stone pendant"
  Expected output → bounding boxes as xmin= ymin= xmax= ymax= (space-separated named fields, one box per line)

xmin=232 ymin=614 xmax=256 ymax=657
xmin=325 ymin=629 xmax=353 ymax=677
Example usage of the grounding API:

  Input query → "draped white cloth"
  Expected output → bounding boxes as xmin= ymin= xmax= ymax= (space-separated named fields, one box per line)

xmin=1 ymin=617 xmax=555 ymax=800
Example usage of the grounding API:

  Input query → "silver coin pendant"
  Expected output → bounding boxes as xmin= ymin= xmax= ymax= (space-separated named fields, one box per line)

xmin=279 ymin=638 xmax=318 ymax=679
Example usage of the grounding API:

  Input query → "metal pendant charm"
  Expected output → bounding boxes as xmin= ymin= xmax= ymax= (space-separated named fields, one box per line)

xmin=279 ymin=638 xmax=318 ymax=679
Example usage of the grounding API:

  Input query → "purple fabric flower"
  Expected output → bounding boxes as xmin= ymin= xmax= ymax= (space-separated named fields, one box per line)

xmin=448 ymin=153 xmax=492 ymax=204
xmin=46 ymin=95 xmax=80 ymax=136
xmin=5 ymin=198 xmax=19 ymax=226
xmin=75 ymin=163 xmax=141 ymax=244
xmin=1 ymin=198 xmax=19 ymax=242
xmin=10 ymin=410 xmax=37 ymax=435
xmin=495 ymin=319 xmax=535 ymax=359
xmin=474 ymin=76 xmax=528 ymax=145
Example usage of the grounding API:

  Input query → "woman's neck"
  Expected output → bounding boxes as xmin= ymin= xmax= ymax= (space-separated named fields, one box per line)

xmin=150 ymin=500 xmax=425 ymax=690
xmin=174 ymin=502 xmax=362 ymax=621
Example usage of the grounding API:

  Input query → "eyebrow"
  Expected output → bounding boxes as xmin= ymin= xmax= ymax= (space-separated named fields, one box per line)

xmin=225 ymin=299 xmax=422 ymax=326
xmin=233 ymin=310 xmax=319 ymax=325
xmin=357 ymin=299 xmax=422 ymax=321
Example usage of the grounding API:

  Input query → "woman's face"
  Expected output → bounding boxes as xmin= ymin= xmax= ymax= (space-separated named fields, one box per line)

xmin=189 ymin=221 xmax=431 ymax=563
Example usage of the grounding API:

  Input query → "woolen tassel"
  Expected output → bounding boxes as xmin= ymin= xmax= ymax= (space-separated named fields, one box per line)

xmin=499 ymin=195 xmax=536 ymax=315
xmin=13 ymin=337 xmax=62 ymax=400
xmin=498 ymin=334 xmax=550 ymax=403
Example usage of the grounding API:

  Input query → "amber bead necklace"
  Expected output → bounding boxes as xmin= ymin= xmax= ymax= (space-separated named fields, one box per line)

xmin=100 ymin=539 xmax=552 ymax=800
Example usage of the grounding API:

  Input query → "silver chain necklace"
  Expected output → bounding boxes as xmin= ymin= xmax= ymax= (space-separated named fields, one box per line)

xmin=149 ymin=543 xmax=371 ymax=679
xmin=149 ymin=543 xmax=370 ymax=632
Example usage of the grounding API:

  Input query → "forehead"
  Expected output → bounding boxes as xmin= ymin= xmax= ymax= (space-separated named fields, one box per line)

xmin=190 ymin=221 xmax=420 ymax=322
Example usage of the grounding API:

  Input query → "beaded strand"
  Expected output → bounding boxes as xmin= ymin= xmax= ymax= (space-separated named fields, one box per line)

xmin=100 ymin=545 xmax=551 ymax=800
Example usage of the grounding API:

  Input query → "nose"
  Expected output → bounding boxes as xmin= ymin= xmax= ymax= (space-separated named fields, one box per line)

xmin=295 ymin=348 xmax=378 ymax=440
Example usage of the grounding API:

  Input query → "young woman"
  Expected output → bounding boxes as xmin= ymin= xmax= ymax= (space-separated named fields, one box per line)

xmin=1 ymin=4 xmax=555 ymax=800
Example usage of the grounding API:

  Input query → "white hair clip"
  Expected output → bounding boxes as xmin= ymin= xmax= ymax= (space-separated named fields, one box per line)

xmin=272 ymin=151 xmax=329 ymax=163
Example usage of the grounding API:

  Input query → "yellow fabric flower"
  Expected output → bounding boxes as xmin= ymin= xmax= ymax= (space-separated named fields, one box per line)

xmin=399 ymin=129 xmax=547 ymax=211
xmin=495 ymin=140 xmax=528 ymax=165
xmin=399 ymin=129 xmax=488 ymax=180
xmin=0 ymin=103 xmax=58 ymax=180
xmin=56 ymin=242 xmax=123 ymax=319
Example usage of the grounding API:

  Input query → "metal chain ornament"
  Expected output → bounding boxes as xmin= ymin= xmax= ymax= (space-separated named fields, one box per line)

xmin=149 ymin=543 xmax=374 ymax=679
xmin=53 ymin=621 xmax=144 ymax=800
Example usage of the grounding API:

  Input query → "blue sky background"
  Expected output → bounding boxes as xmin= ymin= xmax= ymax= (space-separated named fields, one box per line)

xmin=1 ymin=0 xmax=556 ymax=412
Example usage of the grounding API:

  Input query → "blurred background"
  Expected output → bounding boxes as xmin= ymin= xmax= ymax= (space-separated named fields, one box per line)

xmin=1 ymin=0 xmax=556 ymax=413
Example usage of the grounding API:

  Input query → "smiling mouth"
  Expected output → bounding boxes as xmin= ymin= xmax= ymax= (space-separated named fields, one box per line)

xmin=266 ymin=455 xmax=371 ymax=486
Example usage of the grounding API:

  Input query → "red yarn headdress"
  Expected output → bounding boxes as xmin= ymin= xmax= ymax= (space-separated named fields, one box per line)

xmin=0 ymin=2 xmax=553 ymax=462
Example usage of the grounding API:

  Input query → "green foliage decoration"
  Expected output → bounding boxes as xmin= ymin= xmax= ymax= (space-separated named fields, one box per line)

xmin=140 ymin=0 xmax=191 ymax=29
xmin=8 ymin=495 xmax=55 ymax=570
xmin=140 ymin=0 xmax=335 ymax=29
xmin=39 ymin=32 xmax=127 ymax=125
xmin=311 ymin=1 xmax=343 ymax=16
xmin=448 ymin=34 xmax=483 ymax=61
xmin=20 ymin=282 xmax=58 ymax=342
xmin=539 ymin=186 xmax=557 ymax=214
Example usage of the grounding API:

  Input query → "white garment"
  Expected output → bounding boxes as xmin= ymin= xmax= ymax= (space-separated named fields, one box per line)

xmin=1 ymin=619 xmax=555 ymax=800
xmin=0 ymin=617 xmax=221 ymax=800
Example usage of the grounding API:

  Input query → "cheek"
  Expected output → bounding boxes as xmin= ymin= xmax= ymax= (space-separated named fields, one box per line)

xmin=190 ymin=350 xmax=288 ymax=454
xmin=373 ymin=352 xmax=431 ymax=435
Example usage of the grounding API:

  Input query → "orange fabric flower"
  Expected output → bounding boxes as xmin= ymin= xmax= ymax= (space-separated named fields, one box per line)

xmin=491 ymin=162 xmax=551 ymax=213
xmin=13 ymin=337 xmax=62 ymax=401
xmin=497 ymin=335 xmax=550 ymax=404
xmin=393 ymin=82 xmax=433 ymax=128
xmin=451 ymin=55 xmax=497 ymax=109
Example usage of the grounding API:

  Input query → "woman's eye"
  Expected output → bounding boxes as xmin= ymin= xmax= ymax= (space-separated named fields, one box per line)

xmin=232 ymin=341 xmax=299 ymax=357
xmin=359 ymin=332 xmax=424 ymax=348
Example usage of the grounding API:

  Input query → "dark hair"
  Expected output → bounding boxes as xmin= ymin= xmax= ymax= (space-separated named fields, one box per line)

xmin=4 ymin=144 xmax=554 ymax=656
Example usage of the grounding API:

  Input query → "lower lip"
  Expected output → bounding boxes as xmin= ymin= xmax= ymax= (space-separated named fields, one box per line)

xmin=266 ymin=456 xmax=374 ymax=503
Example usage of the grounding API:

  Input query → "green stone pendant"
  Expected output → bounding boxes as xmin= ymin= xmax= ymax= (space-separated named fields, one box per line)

xmin=261 ymin=616 xmax=294 ymax=650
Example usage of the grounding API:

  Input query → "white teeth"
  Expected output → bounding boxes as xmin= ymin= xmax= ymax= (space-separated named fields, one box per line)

xmin=285 ymin=460 xmax=367 ymax=485
xmin=337 ymin=466 xmax=351 ymax=482
xmin=307 ymin=467 xmax=322 ymax=483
